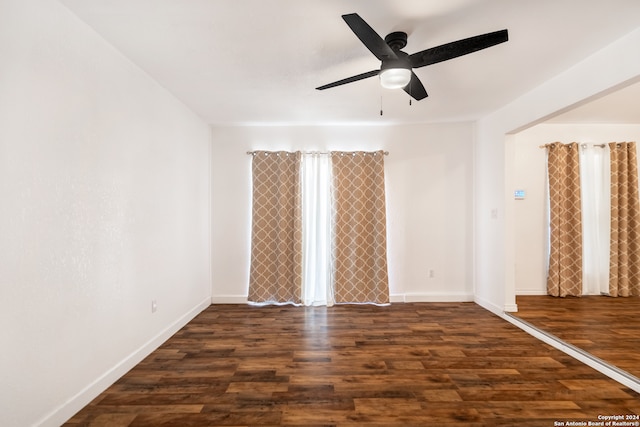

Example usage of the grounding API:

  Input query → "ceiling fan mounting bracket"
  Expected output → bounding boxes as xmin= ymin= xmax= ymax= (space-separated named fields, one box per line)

xmin=384 ymin=31 xmax=407 ymax=51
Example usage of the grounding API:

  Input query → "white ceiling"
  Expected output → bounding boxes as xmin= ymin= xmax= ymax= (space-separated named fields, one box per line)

xmin=59 ymin=0 xmax=640 ymax=126
xmin=546 ymin=79 xmax=640 ymax=124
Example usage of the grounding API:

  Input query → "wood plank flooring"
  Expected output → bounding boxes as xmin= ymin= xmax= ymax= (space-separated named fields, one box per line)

xmin=65 ymin=303 xmax=640 ymax=426
xmin=514 ymin=295 xmax=640 ymax=379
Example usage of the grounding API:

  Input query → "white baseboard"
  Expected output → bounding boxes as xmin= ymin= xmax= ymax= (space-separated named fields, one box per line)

xmin=503 ymin=303 xmax=518 ymax=312
xmin=211 ymin=295 xmax=248 ymax=304
xmin=213 ymin=294 xmax=474 ymax=305
xmin=39 ymin=297 xmax=211 ymax=427
xmin=402 ymin=293 xmax=474 ymax=303
xmin=516 ymin=289 xmax=547 ymax=296
xmin=389 ymin=294 xmax=406 ymax=303
xmin=474 ymin=295 xmax=505 ymax=316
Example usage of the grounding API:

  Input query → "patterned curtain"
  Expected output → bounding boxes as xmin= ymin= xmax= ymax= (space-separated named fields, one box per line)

xmin=331 ymin=151 xmax=389 ymax=304
xmin=546 ymin=142 xmax=583 ymax=297
xmin=608 ymin=142 xmax=640 ymax=297
xmin=248 ymin=151 xmax=302 ymax=304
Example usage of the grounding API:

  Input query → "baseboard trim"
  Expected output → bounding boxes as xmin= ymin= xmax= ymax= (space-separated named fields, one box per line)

xmin=213 ymin=294 xmax=474 ymax=305
xmin=515 ymin=289 xmax=547 ymax=296
xmin=402 ymin=293 xmax=474 ymax=303
xmin=211 ymin=295 xmax=248 ymax=304
xmin=389 ymin=294 xmax=406 ymax=303
xmin=503 ymin=303 xmax=518 ymax=312
xmin=38 ymin=297 xmax=211 ymax=427
xmin=473 ymin=295 xmax=504 ymax=316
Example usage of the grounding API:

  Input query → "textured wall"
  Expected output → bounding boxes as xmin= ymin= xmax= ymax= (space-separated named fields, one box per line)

xmin=0 ymin=1 xmax=211 ymax=426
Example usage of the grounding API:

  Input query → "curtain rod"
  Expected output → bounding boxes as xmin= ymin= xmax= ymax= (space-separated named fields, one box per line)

xmin=247 ymin=150 xmax=389 ymax=155
xmin=538 ymin=143 xmax=606 ymax=148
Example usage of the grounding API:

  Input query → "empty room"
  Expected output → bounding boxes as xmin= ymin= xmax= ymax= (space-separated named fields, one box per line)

xmin=2 ymin=1 xmax=640 ymax=426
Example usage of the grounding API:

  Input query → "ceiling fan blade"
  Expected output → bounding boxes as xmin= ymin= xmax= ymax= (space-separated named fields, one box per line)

xmin=316 ymin=70 xmax=380 ymax=90
xmin=409 ymin=29 xmax=508 ymax=69
xmin=342 ymin=13 xmax=398 ymax=61
xmin=403 ymin=72 xmax=428 ymax=100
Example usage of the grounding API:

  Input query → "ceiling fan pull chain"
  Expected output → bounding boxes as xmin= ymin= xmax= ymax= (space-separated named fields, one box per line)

xmin=380 ymin=95 xmax=383 ymax=116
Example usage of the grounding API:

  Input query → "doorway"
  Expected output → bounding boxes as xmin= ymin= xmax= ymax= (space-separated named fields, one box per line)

xmin=508 ymin=81 xmax=640 ymax=383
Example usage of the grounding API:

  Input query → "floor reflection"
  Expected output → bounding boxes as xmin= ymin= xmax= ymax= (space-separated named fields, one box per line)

xmin=512 ymin=295 xmax=640 ymax=380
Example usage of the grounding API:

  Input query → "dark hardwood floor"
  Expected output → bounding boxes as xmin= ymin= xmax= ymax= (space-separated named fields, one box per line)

xmin=514 ymin=295 xmax=640 ymax=380
xmin=65 ymin=303 xmax=640 ymax=426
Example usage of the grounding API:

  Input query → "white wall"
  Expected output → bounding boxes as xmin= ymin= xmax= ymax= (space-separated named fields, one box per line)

xmin=513 ymin=124 xmax=640 ymax=295
xmin=474 ymin=27 xmax=640 ymax=314
xmin=211 ymin=123 xmax=474 ymax=303
xmin=0 ymin=1 xmax=211 ymax=426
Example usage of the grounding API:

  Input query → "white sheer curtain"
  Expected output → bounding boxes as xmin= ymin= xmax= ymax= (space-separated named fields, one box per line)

xmin=579 ymin=144 xmax=610 ymax=295
xmin=300 ymin=154 xmax=334 ymax=306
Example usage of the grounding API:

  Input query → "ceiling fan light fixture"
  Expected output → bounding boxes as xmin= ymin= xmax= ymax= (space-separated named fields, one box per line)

xmin=379 ymin=68 xmax=411 ymax=89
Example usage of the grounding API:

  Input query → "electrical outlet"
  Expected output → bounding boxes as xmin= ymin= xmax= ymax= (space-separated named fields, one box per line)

xmin=151 ymin=300 xmax=157 ymax=313
xmin=429 ymin=269 xmax=435 ymax=278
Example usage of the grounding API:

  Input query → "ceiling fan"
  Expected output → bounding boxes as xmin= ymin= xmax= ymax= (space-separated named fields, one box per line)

xmin=316 ymin=13 xmax=508 ymax=101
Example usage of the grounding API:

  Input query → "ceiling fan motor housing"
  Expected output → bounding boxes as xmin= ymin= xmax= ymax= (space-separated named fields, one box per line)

xmin=381 ymin=50 xmax=411 ymax=72
xmin=384 ymin=31 xmax=408 ymax=51
xmin=381 ymin=32 xmax=411 ymax=75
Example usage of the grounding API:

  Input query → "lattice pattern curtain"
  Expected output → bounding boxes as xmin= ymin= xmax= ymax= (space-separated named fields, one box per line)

xmin=331 ymin=151 xmax=389 ymax=304
xmin=248 ymin=150 xmax=389 ymax=306
xmin=546 ymin=142 xmax=583 ymax=297
xmin=248 ymin=151 xmax=302 ymax=304
xmin=608 ymin=142 xmax=640 ymax=297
